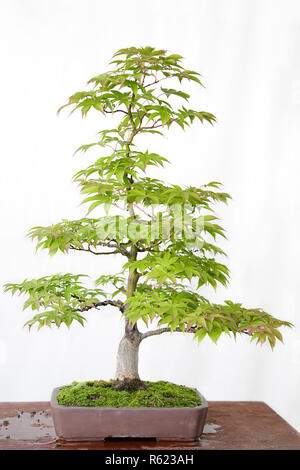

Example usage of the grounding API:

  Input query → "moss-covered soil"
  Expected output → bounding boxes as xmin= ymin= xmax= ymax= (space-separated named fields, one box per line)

xmin=56 ymin=380 xmax=202 ymax=408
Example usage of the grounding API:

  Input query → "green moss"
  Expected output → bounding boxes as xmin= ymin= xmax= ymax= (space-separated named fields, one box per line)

xmin=56 ymin=380 xmax=202 ymax=408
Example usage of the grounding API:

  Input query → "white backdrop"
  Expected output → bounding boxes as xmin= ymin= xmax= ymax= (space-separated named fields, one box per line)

xmin=1 ymin=0 xmax=300 ymax=432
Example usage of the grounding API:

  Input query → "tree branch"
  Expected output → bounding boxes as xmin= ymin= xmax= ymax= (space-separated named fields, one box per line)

xmin=70 ymin=246 xmax=119 ymax=255
xmin=143 ymin=76 xmax=168 ymax=88
xmin=104 ymin=109 xmax=128 ymax=115
xmin=140 ymin=326 xmax=258 ymax=341
xmin=69 ymin=240 xmax=130 ymax=257
xmin=78 ymin=299 xmax=124 ymax=313
xmin=140 ymin=326 xmax=197 ymax=340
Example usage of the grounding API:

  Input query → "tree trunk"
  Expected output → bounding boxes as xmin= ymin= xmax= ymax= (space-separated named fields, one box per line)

xmin=114 ymin=244 xmax=147 ymax=390
xmin=115 ymin=329 xmax=142 ymax=381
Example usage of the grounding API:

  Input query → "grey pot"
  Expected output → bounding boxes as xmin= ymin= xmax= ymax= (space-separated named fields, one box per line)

xmin=50 ymin=387 xmax=208 ymax=441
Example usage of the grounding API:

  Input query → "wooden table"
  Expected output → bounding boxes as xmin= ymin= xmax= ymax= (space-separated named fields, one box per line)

xmin=0 ymin=401 xmax=299 ymax=450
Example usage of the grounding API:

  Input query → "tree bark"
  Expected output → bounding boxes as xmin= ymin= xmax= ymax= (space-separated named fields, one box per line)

xmin=115 ymin=328 xmax=142 ymax=381
xmin=115 ymin=242 xmax=142 ymax=382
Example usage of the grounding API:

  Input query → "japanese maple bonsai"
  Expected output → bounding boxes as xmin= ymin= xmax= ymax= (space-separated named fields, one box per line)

xmin=4 ymin=47 xmax=292 ymax=439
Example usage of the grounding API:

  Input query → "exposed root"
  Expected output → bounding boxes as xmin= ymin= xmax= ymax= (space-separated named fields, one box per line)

xmin=113 ymin=378 xmax=149 ymax=392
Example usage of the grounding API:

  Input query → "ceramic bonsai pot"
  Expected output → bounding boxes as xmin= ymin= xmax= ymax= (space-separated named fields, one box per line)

xmin=50 ymin=387 xmax=208 ymax=441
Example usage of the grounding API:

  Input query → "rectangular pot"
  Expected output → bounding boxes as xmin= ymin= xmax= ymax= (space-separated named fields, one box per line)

xmin=50 ymin=387 xmax=208 ymax=441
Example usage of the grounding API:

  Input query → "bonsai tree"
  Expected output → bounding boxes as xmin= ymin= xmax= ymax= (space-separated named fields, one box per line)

xmin=4 ymin=47 xmax=292 ymax=390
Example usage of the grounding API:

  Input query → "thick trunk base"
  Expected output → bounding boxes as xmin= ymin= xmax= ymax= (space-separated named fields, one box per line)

xmin=115 ymin=331 xmax=142 ymax=382
xmin=113 ymin=378 xmax=148 ymax=391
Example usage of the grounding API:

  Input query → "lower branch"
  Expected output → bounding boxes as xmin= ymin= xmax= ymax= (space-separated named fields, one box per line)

xmin=140 ymin=326 xmax=197 ymax=341
xmin=140 ymin=326 xmax=260 ymax=342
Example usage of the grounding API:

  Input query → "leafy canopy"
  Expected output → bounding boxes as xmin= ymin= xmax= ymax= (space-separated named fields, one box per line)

xmin=4 ymin=46 xmax=292 ymax=348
